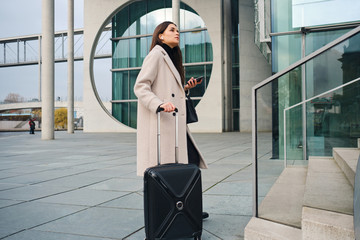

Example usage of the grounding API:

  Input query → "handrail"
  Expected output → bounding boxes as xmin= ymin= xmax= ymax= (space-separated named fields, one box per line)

xmin=251 ymin=25 xmax=360 ymax=217
xmin=283 ymin=77 xmax=360 ymax=166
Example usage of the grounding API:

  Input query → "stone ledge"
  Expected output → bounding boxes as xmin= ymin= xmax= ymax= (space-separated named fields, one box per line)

xmin=244 ymin=217 xmax=301 ymax=240
xmin=302 ymin=207 xmax=354 ymax=240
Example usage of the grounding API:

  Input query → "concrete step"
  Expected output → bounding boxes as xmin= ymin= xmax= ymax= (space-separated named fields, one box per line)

xmin=303 ymin=156 xmax=353 ymax=215
xmin=333 ymin=148 xmax=359 ymax=188
xmin=302 ymin=207 xmax=355 ymax=240
xmin=244 ymin=217 xmax=302 ymax=240
xmin=258 ymin=166 xmax=307 ymax=228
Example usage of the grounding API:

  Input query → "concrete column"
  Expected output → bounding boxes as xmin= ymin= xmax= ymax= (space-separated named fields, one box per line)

xmin=67 ymin=0 xmax=74 ymax=133
xmin=38 ymin=36 xmax=42 ymax=101
xmin=41 ymin=0 xmax=55 ymax=140
xmin=172 ymin=0 xmax=180 ymax=28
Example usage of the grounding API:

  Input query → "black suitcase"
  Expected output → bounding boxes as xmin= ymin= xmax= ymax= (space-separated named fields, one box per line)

xmin=144 ymin=109 xmax=203 ymax=240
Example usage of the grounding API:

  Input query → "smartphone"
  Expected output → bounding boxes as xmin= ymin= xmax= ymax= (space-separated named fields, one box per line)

xmin=195 ymin=76 xmax=204 ymax=83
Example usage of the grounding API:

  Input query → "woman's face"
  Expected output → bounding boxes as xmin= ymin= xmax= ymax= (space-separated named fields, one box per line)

xmin=159 ymin=24 xmax=180 ymax=48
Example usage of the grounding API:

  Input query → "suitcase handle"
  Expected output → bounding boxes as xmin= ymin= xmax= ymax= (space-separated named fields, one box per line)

xmin=157 ymin=108 xmax=179 ymax=165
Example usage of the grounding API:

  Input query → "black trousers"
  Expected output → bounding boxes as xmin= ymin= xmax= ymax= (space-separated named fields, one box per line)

xmin=187 ymin=134 xmax=200 ymax=167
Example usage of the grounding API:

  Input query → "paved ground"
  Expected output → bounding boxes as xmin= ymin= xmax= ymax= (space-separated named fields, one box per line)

xmin=0 ymin=131 xmax=272 ymax=240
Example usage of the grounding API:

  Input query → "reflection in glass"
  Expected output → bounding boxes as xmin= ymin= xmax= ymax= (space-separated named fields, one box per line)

xmin=185 ymin=31 xmax=204 ymax=63
xmin=112 ymin=72 xmax=129 ymax=101
xmin=129 ymin=70 xmax=140 ymax=99
xmin=272 ymin=34 xmax=302 ymax=73
xmin=185 ymin=65 xmax=205 ymax=99
xmin=306 ymin=32 xmax=360 ymax=99
xmin=113 ymin=39 xmax=128 ymax=68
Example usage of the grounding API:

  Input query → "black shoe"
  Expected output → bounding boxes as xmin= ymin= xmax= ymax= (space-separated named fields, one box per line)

xmin=202 ymin=212 xmax=209 ymax=219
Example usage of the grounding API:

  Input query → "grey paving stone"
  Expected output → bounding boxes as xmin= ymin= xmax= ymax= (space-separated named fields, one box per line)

xmin=34 ymin=207 xmax=144 ymax=239
xmin=38 ymin=188 xmax=129 ymax=206
xmin=86 ymin=178 xmax=143 ymax=192
xmin=33 ymin=174 xmax=111 ymax=188
xmin=0 ymin=185 xmax=72 ymax=201
xmin=203 ymin=214 xmax=251 ymax=240
xmin=3 ymin=230 xmax=111 ymax=240
xmin=0 ymin=199 xmax=23 ymax=208
xmin=0 ymin=183 xmax=25 ymax=191
xmin=100 ymin=192 xmax=143 ymax=210
xmin=0 ymin=131 xmax=276 ymax=239
xmin=205 ymin=180 xmax=252 ymax=196
xmin=0 ymin=202 xmax=85 ymax=238
xmin=203 ymin=195 xmax=252 ymax=216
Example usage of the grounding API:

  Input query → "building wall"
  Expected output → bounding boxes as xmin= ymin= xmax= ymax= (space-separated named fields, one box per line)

xmin=239 ymin=0 xmax=272 ymax=132
xmin=83 ymin=0 xmax=271 ymax=133
xmin=84 ymin=0 xmax=135 ymax=132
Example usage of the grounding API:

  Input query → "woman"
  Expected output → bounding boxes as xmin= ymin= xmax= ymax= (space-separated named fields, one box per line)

xmin=134 ymin=21 xmax=208 ymax=176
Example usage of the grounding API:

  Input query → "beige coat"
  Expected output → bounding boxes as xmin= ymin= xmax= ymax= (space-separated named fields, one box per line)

xmin=134 ymin=45 xmax=207 ymax=176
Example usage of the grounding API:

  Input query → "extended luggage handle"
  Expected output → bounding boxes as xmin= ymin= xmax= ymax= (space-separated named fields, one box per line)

xmin=156 ymin=107 xmax=179 ymax=166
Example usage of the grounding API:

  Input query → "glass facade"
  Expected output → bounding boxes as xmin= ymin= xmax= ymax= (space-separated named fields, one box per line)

xmin=231 ymin=0 xmax=240 ymax=131
xmin=110 ymin=0 xmax=213 ymax=128
xmin=270 ymin=0 xmax=360 ymax=160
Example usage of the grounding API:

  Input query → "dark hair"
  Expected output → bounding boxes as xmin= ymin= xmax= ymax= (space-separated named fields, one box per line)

xmin=150 ymin=21 xmax=185 ymax=85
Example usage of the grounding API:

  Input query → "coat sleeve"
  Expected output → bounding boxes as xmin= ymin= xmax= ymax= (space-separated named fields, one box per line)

xmin=134 ymin=50 xmax=164 ymax=113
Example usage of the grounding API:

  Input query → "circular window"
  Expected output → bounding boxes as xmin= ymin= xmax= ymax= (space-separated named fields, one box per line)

xmin=92 ymin=0 xmax=213 ymax=129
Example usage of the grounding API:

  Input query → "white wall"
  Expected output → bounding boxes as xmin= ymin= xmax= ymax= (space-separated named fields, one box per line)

xmin=83 ymin=0 xmax=135 ymax=132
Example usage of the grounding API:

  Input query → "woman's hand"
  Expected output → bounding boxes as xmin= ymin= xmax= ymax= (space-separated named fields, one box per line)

xmin=160 ymin=102 xmax=176 ymax=112
xmin=184 ymin=77 xmax=202 ymax=91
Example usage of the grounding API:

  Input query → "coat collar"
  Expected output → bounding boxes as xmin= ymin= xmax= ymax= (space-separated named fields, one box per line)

xmin=154 ymin=45 xmax=183 ymax=89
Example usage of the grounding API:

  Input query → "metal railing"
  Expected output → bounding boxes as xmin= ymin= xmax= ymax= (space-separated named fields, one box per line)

xmin=251 ymin=25 xmax=360 ymax=217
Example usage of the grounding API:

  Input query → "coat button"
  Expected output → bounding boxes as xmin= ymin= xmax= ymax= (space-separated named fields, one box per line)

xmin=172 ymin=94 xmax=175 ymax=97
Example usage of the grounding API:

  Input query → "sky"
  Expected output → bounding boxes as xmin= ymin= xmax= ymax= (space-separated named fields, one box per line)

xmin=0 ymin=0 xmax=105 ymax=102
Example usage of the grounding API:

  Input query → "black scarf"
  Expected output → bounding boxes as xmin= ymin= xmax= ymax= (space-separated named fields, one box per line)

xmin=162 ymin=43 xmax=177 ymax=67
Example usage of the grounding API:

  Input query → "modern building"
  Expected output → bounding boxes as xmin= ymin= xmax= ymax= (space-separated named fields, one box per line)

xmin=269 ymin=0 xmax=360 ymax=160
xmin=83 ymin=0 xmax=272 ymax=133
xmin=246 ymin=0 xmax=360 ymax=239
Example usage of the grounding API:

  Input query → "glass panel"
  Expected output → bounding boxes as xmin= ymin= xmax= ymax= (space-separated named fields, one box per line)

xmin=306 ymin=32 xmax=360 ymax=99
xmin=112 ymin=71 xmax=129 ymax=101
xmin=185 ymin=31 xmax=204 ymax=63
xmin=180 ymin=33 xmax=185 ymax=62
xmin=272 ymin=0 xmax=300 ymax=33
xmin=232 ymin=66 xmax=239 ymax=88
xmin=183 ymin=7 xmax=205 ymax=29
xmin=112 ymin=39 xmax=129 ymax=69
xmin=205 ymin=31 xmax=213 ymax=62
xmin=205 ymin=64 xmax=212 ymax=88
xmin=292 ymin=0 xmax=360 ymax=28
xmin=232 ymin=88 xmax=240 ymax=109
xmin=305 ymin=29 xmax=352 ymax=56
xmin=147 ymin=9 xmax=166 ymax=34
xmin=307 ymin=81 xmax=360 ymax=155
xmin=233 ymin=110 xmax=239 ymax=131
xmin=112 ymin=6 xmax=129 ymax=37
xmin=130 ymin=102 xmax=138 ymax=128
xmin=94 ymin=58 xmax=112 ymax=101
xmin=165 ymin=8 xmax=172 ymax=21
xmin=129 ymin=70 xmax=140 ymax=99
xmin=185 ymin=65 xmax=205 ymax=98
xmin=284 ymin=103 xmax=304 ymax=165
xmin=112 ymin=102 xmax=129 ymax=126
xmin=256 ymin=80 xmax=284 ymax=222
xmin=129 ymin=1 xmax=147 ymax=36
xmin=129 ymin=38 xmax=146 ymax=67
xmin=277 ymin=67 xmax=303 ymax=160
xmin=272 ymin=34 xmax=302 ymax=73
